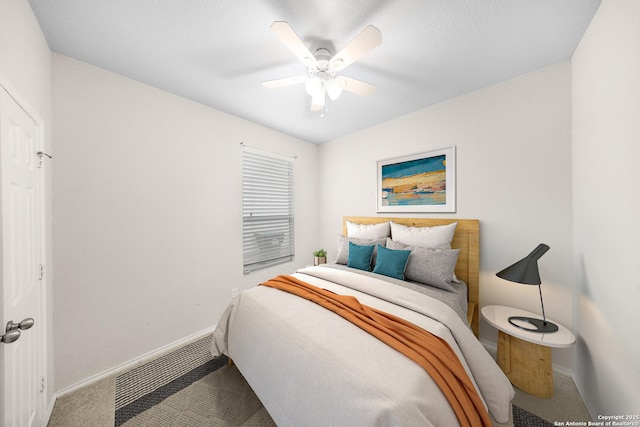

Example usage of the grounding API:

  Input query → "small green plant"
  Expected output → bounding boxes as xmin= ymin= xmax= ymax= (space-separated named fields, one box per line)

xmin=313 ymin=249 xmax=327 ymax=257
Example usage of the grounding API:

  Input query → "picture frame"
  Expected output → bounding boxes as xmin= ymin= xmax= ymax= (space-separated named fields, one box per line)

xmin=376 ymin=146 xmax=456 ymax=213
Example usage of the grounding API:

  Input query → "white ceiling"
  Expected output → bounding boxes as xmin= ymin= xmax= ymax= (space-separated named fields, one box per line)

xmin=28 ymin=0 xmax=601 ymax=144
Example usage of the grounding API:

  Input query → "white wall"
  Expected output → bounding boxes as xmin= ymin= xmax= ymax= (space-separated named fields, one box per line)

xmin=0 ymin=0 xmax=54 ymax=406
xmin=318 ymin=62 xmax=575 ymax=370
xmin=572 ymin=0 xmax=640 ymax=417
xmin=51 ymin=54 xmax=319 ymax=390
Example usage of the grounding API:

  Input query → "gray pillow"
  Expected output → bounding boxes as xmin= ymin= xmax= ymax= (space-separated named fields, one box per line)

xmin=336 ymin=235 xmax=387 ymax=267
xmin=386 ymin=238 xmax=459 ymax=291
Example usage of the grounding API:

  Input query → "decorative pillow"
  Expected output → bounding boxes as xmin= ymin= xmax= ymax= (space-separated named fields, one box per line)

xmin=372 ymin=244 xmax=411 ymax=280
xmin=386 ymin=238 xmax=460 ymax=291
xmin=347 ymin=242 xmax=375 ymax=271
xmin=335 ymin=235 xmax=387 ymax=265
xmin=390 ymin=221 xmax=457 ymax=250
xmin=346 ymin=221 xmax=391 ymax=239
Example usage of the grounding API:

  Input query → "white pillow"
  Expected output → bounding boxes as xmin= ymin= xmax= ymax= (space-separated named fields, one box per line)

xmin=346 ymin=221 xmax=391 ymax=239
xmin=390 ymin=221 xmax=457 ymax=250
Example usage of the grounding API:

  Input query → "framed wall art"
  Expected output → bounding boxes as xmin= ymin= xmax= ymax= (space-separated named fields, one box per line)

xmin=377 ymin=146 xmax=456 ymax=213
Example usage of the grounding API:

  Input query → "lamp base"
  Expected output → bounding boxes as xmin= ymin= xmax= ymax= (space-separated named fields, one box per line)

xmin=508 ymin=316 xmax=559 ymax=333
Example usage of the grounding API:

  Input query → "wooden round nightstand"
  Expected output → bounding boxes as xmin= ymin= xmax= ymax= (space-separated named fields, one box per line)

xmin=481 ymin=305 xmax=575 ymax=398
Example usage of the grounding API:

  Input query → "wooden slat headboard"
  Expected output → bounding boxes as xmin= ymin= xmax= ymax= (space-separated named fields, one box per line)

xmin=342 ymin=216 xmax=480 ymax=337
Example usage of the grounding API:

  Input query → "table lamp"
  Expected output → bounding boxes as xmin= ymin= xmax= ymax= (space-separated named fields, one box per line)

xmin=496 ymin=243 xmax=558 ymax=333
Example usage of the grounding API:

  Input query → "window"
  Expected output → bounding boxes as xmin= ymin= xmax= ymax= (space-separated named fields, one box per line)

xmin=242 ymin=146 xmax=294 ymax=274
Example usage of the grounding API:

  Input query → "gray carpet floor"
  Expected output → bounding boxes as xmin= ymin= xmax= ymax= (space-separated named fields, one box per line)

xmin=47 ymin=334 xmax=592 ymax=427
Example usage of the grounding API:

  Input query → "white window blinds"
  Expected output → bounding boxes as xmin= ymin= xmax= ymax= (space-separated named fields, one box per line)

xmin=242 ymin=146 xmax=294 ymax=274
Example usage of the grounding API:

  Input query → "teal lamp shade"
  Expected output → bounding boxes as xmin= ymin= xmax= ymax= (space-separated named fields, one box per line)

xmin=496 ymin=244 xmax=558 ymax=333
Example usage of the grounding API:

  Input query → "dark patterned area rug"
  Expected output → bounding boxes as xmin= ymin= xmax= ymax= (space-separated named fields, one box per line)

xmin=115 ymin=334 xmax=275 ymax=427
xmin=115 ymin=356 xmax=228 ymax=425
xmin=114 ymin=334 xmax=550 ymax=427
xmin=513 ymin=405 xmax=553 ymax=427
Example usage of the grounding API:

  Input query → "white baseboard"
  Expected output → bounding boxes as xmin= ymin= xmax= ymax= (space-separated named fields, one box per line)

xmin=48 ymin=325 xmax=216 ymax=407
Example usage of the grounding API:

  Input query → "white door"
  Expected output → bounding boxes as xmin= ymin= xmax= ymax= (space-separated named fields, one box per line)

xmin=0 ymin=86 xmax=45 ymax=427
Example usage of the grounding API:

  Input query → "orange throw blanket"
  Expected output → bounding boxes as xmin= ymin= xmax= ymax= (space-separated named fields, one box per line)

xmin=261 ymin=275 xmax=492 ymax=427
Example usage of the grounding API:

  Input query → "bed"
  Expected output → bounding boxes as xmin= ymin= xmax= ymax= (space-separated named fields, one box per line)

xmin=212 ymin=217 xmax=514 ymax=426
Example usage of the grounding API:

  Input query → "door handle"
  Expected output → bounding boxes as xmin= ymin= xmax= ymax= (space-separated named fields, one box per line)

xmin=6 ymin=318 xmax=35 ymax=332
xmin=1 ymin=318 xmax=34 ymax=344
xmin=1 ymin=329 xmax=21 ymax=344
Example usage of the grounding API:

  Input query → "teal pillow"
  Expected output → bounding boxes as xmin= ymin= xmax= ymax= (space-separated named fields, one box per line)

xmin=373 ymin=244 xmax=411 ymax=280
xmin=347 ymin=241 xmax=375 ymax=271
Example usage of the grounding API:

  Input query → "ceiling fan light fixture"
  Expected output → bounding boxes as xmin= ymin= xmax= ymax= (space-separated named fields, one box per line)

xmin=305 ymin=76 xmax=323 ymax=97
xmin=325 ymin=79 xmax=343 ymax=100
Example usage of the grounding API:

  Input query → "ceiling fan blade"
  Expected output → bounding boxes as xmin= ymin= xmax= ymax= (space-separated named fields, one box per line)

xmin=329 ymin=25 xmax=382 ymax=72
xmin=337 ymin=77 xmax=377 ymax=96
xmin=310 ymin=92 xmax=325 ymax=111
xmin=262 ymin=75 xmax=308 ymax=89
xmin=270 ymin=21 xmax=318 ymax=68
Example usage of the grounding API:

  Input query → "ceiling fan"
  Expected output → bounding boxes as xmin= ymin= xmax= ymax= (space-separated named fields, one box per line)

xmin=262 ymin=21 xmax=382 ymax=113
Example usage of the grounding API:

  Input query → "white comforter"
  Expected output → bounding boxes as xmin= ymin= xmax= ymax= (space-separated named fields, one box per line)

xmin=212 ymin=266 xmax=514 ymax=427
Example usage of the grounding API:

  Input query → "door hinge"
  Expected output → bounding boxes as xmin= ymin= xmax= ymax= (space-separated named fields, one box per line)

xmin=40 ymin=376 xmax=46 ymax=393
xmin=39 ymin=264 xmax=46 ymax=281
